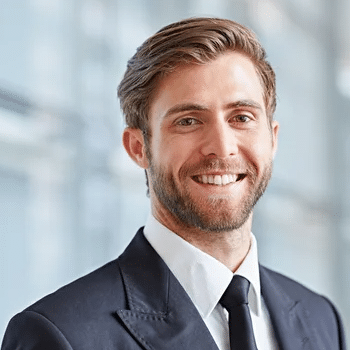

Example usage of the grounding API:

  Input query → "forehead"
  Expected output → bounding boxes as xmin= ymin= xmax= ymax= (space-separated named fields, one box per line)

xmin=149 ymin=51 xmax=265 ymax=121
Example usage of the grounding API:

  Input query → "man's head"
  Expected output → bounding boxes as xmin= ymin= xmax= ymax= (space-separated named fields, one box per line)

xmin=120 ymin=18 xmax=279 ymax=235
xmin=118 ymin=17 xmax=276 ymax=140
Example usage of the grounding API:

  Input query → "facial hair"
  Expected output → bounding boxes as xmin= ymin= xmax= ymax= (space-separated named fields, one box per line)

xmin=148 ymin=156 xmax=273 ymax=233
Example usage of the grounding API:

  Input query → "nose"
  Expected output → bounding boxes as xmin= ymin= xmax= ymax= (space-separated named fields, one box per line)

xmin=200 ymin=120 xmax=239 ymax=158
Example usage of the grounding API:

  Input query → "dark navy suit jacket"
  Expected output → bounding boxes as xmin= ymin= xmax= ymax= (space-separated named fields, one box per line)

xmin=1 ymin=228 xmax=346 ymax=349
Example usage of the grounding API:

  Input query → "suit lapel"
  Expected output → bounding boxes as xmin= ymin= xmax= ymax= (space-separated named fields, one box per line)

xmin=260 ymin=266 xmax=321 ymax=350
xmin=117 ymin=229 xmax=219 ymax=350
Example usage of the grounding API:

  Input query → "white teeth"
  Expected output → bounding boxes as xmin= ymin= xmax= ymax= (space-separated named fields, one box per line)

xmin=196 ymin=174 xmax=240 ymax=186
xmin=230 ymin=174 xmax=237 ymax=182
xmin=214 ymin=175 xmax=222 ymax=185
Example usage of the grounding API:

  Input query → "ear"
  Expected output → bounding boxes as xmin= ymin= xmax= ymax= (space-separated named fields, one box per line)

xmin=123 ymin=128 xmax=149 ymax=169
xmin=271 ymin=120 xmax=279 ymax=158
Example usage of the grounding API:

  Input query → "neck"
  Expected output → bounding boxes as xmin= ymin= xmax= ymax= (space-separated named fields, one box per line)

xmin=152 ymin=205 xmax=253 ymax=272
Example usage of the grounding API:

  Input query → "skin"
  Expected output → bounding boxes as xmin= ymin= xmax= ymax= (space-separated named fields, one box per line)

xmin=123 ymin=51 xmax=279 ymax=272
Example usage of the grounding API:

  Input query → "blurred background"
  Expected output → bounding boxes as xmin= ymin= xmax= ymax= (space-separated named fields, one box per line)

xmin=1 ymin=0 xmax=350 ymax=341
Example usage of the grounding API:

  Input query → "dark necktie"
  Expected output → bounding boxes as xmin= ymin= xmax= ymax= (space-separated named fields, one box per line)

xmin=219 ymin=275 xmax=258 ymax=350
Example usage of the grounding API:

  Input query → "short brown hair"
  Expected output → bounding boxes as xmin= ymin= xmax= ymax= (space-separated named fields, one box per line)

xmin=118 ymin=17 xmax=276 ymax=135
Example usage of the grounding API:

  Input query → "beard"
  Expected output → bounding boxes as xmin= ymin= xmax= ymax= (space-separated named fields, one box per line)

xmin=147 ymin=156 xmax=273 ymax=233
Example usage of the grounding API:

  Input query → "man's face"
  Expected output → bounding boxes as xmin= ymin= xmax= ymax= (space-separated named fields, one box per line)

xmin=146 ymin=51 xmax=278 ymax=233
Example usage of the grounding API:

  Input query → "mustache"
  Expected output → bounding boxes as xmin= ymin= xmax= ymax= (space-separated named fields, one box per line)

xmin=179 ymin=158 xmax=256 ymax=177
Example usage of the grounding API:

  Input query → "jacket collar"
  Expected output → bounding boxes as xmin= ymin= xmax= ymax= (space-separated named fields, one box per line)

xmin=116 ymin=228 xmax=219 ymax=350
xmin=116 ymin=228 xmax=325 ymax=350
xmin=144 ymin=215 xmax=262 ymax=319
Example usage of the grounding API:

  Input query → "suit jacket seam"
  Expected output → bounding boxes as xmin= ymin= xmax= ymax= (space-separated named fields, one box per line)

xmin=117 ymin=311 xmax=155 ymax=350
xmin=117 ymin=252 xmax=170 ymax=316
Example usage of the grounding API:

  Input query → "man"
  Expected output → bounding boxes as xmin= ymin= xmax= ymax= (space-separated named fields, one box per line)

xmin=1 ymin=17 xmax=346 ymax=350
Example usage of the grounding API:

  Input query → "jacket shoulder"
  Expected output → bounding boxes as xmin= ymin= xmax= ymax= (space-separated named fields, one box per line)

xmin=260 ymin=265 xmax=347 ymax=349
xmin=261 ymin=265 xmax=332 ymax=304
xmin=1 ymin=310 xmax=74 ymax=350
xmin=28 ymin=257 xmax=126 ymax=317
xmin=2 ymin=258 xmax=129 ymax=350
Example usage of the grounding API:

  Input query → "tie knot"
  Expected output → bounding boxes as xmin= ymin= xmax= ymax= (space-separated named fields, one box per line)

xmin=220 ymin=275 xmax=250 ymax=311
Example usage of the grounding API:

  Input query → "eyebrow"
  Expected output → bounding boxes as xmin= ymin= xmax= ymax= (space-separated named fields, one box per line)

xmin=163 ymin=103 xmax=209 ymax=119
xmin=162 ymin=99 xmax=263 ymax=120
xmin=225 ymin=100 xmax=263 ymax=111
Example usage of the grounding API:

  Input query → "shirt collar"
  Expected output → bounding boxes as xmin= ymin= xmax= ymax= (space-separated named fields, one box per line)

xmin=143 ymin=215 xmax=262 ymax=319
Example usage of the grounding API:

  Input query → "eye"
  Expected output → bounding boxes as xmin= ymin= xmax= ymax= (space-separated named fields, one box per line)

xmin=176 ymin=117 xmax=200 ymax=126
xmin=231 ymin=114 xmax=251 ymax=123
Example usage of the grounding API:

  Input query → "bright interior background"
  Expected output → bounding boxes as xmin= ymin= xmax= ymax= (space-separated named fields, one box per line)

xmin=1 ymin=0 xmax=350 ymax=341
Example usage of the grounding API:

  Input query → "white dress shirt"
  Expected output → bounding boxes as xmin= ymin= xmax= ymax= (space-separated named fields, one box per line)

xmin=144 ymin=215 xmax=278 ymax=350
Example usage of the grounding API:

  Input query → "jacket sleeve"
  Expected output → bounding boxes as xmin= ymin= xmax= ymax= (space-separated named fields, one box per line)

xmin=1 ymin=310 xmax=73 ymax=350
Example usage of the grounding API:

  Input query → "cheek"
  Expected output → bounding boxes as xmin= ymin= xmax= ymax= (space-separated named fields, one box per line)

xmin=242 ymin=133 xmax=274 ymax=166
xmin=155 ymin=134 xmax=199 ymax=165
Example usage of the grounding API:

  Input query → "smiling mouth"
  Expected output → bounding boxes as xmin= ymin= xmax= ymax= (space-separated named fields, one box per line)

xmin=192 ymin=174 xmax=246 ymax=186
